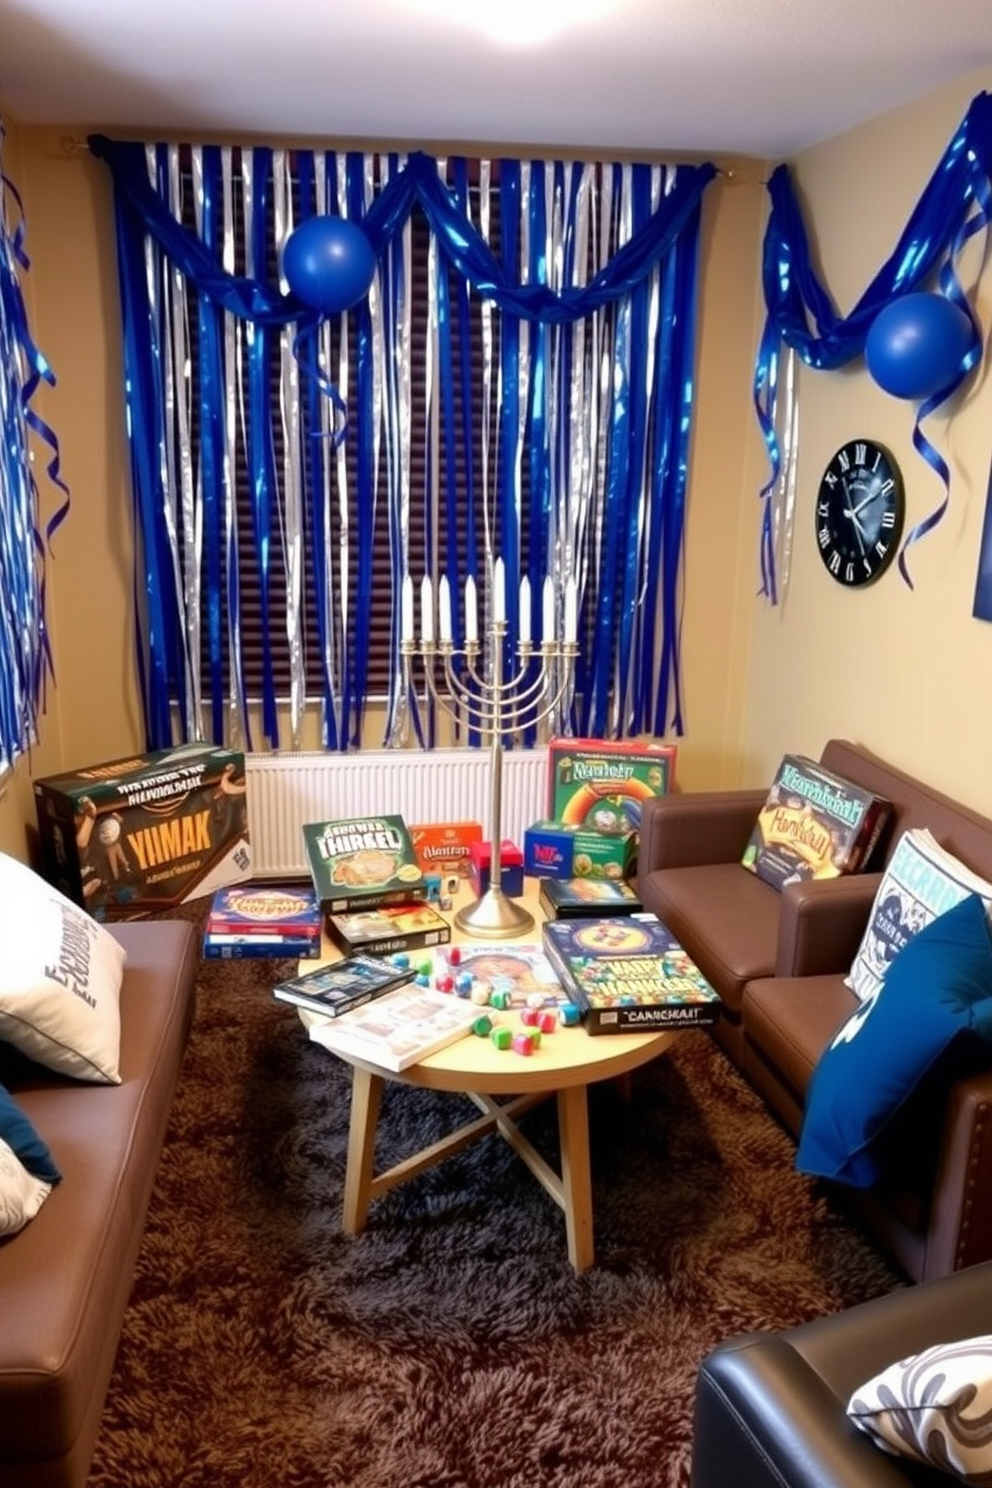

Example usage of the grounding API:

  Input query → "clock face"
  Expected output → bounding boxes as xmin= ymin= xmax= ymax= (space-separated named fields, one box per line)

xmin=815 ymin=440 xmax=905 ymax=587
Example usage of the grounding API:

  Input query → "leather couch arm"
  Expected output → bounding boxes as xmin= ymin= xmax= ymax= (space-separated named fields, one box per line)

xmin=775 ymin=873 xmax=883 ymax=978
xmin=637 ymin=789 xmax=767 ymax=873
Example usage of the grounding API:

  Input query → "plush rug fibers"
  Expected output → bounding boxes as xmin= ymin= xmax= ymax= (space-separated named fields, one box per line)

xmin=88 ymin=908 xmax=903 ymax=1488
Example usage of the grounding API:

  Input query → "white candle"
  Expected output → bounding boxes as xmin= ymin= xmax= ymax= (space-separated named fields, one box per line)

xmin=564 ymin=577 xmax=577 ymax=643
xmin=401 ymin=573 xmax=414 ymax=643
xmin=542 ymin=576 xmax=556 ymax=643
xmin=519 ymin=575 xmax=532 ymax=644
xmin=493 ymin=557 xmax=506 ymax=624
xmin=438 ymin=575 xmax=452 ymax=643
xmin=465 ymin=575 xmax=478 ymax=644
xmin=420 ymin=575 xmax=434 ymax=643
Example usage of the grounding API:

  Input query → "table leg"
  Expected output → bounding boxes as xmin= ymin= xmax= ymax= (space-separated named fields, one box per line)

xmin=557 ymin=1084 xmax=594 ymax=1272
xmin=342 ymin=1066 xmax=383 ymax=1235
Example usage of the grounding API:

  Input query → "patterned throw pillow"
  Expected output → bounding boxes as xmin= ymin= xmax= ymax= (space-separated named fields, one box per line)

xmin=848 ymin=1336 xmax=992 ymax=1482
xmin=0 ymin=852 xmax=127 ymax=1082
xmin=846 ymin=828 xmax=992 ymax=1005
xmin=0 ymin=1080 xmax=61 ymax=1235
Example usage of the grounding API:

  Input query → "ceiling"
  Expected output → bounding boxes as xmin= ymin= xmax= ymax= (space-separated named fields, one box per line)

xmin=1 ymin=0 xmax=991 ymax=160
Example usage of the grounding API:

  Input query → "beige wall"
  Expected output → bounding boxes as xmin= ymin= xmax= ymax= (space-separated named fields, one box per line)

xmin=743 ymin=67 xmax=992 ymax=815
xmin=2 ymin=68 xmax=991 ymax=859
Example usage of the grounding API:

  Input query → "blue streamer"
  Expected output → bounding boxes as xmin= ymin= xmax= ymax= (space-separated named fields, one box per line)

xmin=757 ymin=90 xmax=992 ymax=599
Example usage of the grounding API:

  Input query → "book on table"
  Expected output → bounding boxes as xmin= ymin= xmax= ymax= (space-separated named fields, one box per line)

xmin=538 ymin=876 xmax=643 ymax=920
xmin=542 ymin=914 xmax=721 ymax=1034
xmin=272 ymin=954 xmax=415 ymax=1019
xmin=325 ymin=900 xmax=451 ymax=957
xmin=304 ymin=983 xmax=481 ymax=1072
xmin=302 ymin=814 xmax=428 ymax=915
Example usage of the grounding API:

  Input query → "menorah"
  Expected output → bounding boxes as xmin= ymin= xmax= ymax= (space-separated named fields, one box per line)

xmin=401 ymin=559 xmax=579 ymax=938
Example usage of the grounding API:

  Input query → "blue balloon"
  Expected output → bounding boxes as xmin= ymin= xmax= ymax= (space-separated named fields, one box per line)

xmin=281 ymin=216 xmax=375 ymax=315
xmin=865 ymin=292 xmax=973 ymax=401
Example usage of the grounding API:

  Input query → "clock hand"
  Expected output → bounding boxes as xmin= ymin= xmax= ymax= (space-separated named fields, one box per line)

xmin=849 ymin=488 xmax=881 ymax=517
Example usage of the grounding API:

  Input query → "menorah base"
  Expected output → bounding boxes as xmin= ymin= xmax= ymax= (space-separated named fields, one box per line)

xmin=454 ymin=886 xmax=535 ymax=939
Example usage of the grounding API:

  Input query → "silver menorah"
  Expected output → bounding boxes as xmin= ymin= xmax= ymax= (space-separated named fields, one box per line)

xmin=401 ymin=561 xmax=578 ymax=937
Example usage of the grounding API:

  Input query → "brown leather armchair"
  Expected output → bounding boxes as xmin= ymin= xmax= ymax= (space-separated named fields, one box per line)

xmin=636 ymin=739 xmax=992 ymax=1282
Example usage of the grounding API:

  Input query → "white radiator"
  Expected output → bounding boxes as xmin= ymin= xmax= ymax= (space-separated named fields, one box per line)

xmin=244 ymin=747 xmax=549 ymax=878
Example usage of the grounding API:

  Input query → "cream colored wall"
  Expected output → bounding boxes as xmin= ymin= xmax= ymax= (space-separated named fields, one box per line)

xmin=0 ymin=126 xmax=766 ymax=861
xmin=742 ymin=68 xmax=992 ymax=815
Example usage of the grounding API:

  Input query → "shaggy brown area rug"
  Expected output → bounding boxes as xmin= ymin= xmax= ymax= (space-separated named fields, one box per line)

xmin=88 ymin=909 xmax=903 ymax=1488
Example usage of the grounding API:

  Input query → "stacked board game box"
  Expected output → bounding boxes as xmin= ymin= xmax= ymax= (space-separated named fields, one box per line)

xmin=539 ymin=876 xmax=643 ymax=920
xmin=741 ymin=754 xmax=892 ymax=891
xmin=33 ymin=743 xmax=252 ymax=920
xmin=542 ymin=914 xmax=721 ymax=1034
xmin=326 ymin=901 xmax=452 ymax=958
xmin=202 ymin=882 xmax=322 ymax=959
xmin=273 ymin=955 xmax=415 ymax=1019
xmin=546 ymin=737 xmax=677 ymax=830
xmin=302 ymin=814 xmax=427 ymax=915
xmin=409 ymin=821 xmax=483 ymax=880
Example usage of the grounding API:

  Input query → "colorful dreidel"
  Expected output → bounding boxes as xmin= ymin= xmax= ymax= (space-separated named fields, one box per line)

xmin=491 ymin=1026 xmax=512 ymax=1051
xmin=511 ymin=1032 xmax=535 ymax=1056
xmin=519 ymin=1007 xmax=541 ymax=1027
xmin=558 ymin=1003 xmax=582 ymax=1027
xmin=471 ymin=1014 xmax=493 ymax=1036
xmin=538 ymin=1011 xmax=558 ymax=1035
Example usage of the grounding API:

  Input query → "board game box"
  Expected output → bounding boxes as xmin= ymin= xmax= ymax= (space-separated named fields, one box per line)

xmin=546 ymin=737 xmax=677 ymax=829
xmin=302 ymin=814 xmax=427 ymax=915
xmin=203 ymin=931 xmax=322 ymax=960
xmin=523 ymin=819 xmax=636 ymax=881
xmin=33 ymin=743 xmax=252 ymax=920
xmin=273 ymin=954 xmax=415 ymax=1019
xmin=542 ymin=914 xmax=721 ymax=1034
xmin=326 ymin=901 xmax=452 ymax=958
xmin=741 ymin=754 xmax=892 ymax=891
xmin=539 ymin=876 xmax=643 ymax=919
xmin=205 ymin=882 xmax=320 ymax=934
xmin=408 ymin=821 xmax=483 ymax=880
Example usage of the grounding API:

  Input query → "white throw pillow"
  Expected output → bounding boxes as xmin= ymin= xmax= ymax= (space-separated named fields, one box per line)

xmin=848 ymin=1336 xmax=992 ymax=1482
xmin=0 ymin=852 xmax=127 ymax=1082
xmin=0 ymin=1138 xmax=53 ymax=1235
xmin=846 ymin=828 xmax=992 ymax=1004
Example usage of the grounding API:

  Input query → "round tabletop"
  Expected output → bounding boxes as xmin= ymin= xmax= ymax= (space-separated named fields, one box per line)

xmin=302 ymin=877 xmax=673 ymax=1093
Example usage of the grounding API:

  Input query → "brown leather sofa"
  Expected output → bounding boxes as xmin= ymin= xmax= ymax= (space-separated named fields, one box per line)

xmin=637 ymin=738 xmax=992 ymax=1283
xmin=0 ymin=919 xmax=198 ymax=1488
xmin=691 ymin=1257 xmax=992 ymax=1488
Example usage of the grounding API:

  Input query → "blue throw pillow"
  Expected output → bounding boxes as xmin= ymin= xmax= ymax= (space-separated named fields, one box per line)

xmin=797 ymin=894 xmax=992 ymax=1188
xmin=0 ymin=1080 xmax=61 ymax=1184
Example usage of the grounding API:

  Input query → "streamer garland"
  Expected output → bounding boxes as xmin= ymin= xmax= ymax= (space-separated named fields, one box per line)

xmin=756 ymin=89 xmax=992 ymax=601
xmin=92 ymin=137 xmax=716 ymax=751
xmin=0 ymin=123 xmax=67 ymax=773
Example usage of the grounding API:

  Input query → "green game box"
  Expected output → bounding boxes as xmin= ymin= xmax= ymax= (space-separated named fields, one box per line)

xmin=546 ymin=737 xmax=677 ymax=830
xmin=302 ymin=813 xmax=427 ymax=915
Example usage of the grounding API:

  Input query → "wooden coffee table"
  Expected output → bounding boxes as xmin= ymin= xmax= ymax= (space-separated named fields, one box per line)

xmin=300 ymin=882 xmax=675 ymax=1272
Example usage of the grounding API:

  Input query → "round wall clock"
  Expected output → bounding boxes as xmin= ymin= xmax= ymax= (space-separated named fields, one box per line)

xmin=815 ymin=439 xmax=905 ymax=587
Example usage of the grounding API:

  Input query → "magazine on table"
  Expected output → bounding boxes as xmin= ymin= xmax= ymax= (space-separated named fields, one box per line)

xmin=305 ymin=983 xmax=481 ymax=1072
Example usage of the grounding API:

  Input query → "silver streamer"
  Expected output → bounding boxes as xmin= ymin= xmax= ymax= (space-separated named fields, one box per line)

xmin=220 ymin=146 xmax=244 ymax=749
xmin=772 ymin=345 xmax=800 ymax=599
xmin=273 ymin=149 xmax=306 ymax=746
xmin=144 ymin=146 xmax=183 ymax=739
